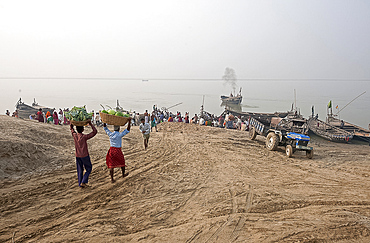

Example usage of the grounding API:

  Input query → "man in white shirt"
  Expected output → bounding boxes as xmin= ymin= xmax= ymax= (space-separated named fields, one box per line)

xmin=139 ymin=118 xmax=151 ymax=150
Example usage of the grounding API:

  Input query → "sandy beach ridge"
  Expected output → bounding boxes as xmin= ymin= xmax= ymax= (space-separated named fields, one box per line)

xmin=0 ymin=115 xmax=369 ymax=242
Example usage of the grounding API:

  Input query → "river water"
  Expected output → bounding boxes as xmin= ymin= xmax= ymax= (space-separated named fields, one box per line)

xmin=1 ymin=80 xmax=369 ymax=128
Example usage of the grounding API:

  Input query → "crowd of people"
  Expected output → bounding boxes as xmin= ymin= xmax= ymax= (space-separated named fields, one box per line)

xmin=4 ymin=105 xmax=250 ymax=188
xmin=5 ymin=105 xmax=249 ymax=131
xmin=34 ymin=108 xmax=71 ymax=125
xmin=125 ymin=106 xmax=249 ymax=131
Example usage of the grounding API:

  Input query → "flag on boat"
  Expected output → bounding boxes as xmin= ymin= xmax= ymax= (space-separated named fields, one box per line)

xmin=327 ymin=100 xmax=332 ymax=109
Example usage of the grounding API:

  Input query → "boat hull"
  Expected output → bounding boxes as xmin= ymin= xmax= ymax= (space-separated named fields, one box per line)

xmin=16 ymin=99 xmax=54 ymax=119
xmin=220 ymin=96 xmax=242 ymax=105
xmin=308 ymin=117 xmax=353 ymax=142
xmin=326 ymin=116 xmax=370 ymax=143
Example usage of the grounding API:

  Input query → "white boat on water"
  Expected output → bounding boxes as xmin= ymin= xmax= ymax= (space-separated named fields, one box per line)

xmin=221 ymin=88 xmax=242 ymax=105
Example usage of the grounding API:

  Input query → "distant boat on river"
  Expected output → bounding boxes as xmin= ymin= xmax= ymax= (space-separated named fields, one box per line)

xmin=221 ymin=87 xmax=242 ymax=105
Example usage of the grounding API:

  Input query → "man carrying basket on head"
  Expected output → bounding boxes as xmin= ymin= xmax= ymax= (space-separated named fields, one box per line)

xmin=103 ymin=122 xmax=131 ymax=183
xmin=70 ymin=121 xmax=97 ymax=188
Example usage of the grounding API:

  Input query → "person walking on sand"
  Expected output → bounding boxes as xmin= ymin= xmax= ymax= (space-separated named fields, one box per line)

xmin=70 ymin=121 xmax=97 ymax=188
xmin=139 ymin=118 xmax=151 ymax=150
xmin=103 ymin=122 xmax=131 ymax=183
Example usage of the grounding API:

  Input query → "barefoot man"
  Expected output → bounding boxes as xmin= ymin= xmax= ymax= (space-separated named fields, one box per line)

xmin=139 ymin=118 xmax=151 ymax=150
xmin=70 ymin=121 xmax=97 ymax=188
xmin=103 ymin=122 xmax=131 ymax=183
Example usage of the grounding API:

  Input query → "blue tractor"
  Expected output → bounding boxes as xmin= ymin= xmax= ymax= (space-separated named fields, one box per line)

xmin=249 ymin=116 xmax=314 ymax=158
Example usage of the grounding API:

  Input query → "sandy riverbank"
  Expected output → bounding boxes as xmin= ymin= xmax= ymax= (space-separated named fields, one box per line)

xmin=0 ymin=115 xmax=369 ymax=242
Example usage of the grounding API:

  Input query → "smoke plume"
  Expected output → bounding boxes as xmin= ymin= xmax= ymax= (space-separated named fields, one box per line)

xmin=222 ymin=67 xmax=237 ymax=93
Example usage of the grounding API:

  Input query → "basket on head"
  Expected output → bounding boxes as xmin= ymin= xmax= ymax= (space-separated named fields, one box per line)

xmin=100 ymin=112 xmax=130 ymax=126
xmin=70 ymin=119 xmax=91 ymax=126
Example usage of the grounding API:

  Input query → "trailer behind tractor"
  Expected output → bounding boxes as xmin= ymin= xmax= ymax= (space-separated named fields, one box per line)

xmin=249 ymin=116 xmax=313 ymax=158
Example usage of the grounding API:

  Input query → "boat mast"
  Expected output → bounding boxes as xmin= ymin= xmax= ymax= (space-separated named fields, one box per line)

xmin=294 ymin=89 xmax=297 ymax=113
xmin=201 ymin=95 xmax=205 ymax=117
xmin=336 ymin=91 xmax=366 ymax=115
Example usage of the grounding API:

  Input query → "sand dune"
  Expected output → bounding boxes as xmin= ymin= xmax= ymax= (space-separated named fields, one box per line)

xmin=0 ymin=115 xmax=369 ymax=242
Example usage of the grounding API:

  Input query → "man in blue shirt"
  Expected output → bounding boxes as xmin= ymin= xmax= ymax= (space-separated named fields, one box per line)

xmin=103 ymin=122 xmax=131 ymax=183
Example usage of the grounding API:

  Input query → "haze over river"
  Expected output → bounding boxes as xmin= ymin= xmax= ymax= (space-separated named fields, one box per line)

xmin=1 ymin=80 xmax=369 ymax=128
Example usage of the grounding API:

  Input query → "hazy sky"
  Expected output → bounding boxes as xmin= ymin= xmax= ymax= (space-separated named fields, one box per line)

xmin=1 ymin=0 xmax=370 ymax=80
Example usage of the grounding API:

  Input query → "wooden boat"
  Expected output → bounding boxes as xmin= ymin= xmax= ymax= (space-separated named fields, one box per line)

xmin=323 ymin=92 xmax=369 ymax=142
xmin=307 ymin=116 xmax=353 ymax=142
xmin=223 ymin=108 xmax=289 ymax=120
xmin=15 ymin=98 xmax=54 ymax=119
xmin=327 ymin=115 xmax=370 ymax=142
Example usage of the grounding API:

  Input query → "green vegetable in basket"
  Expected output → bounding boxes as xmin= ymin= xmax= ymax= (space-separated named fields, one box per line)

xmin=123 ymin=114 xmax=130 ymax=117
xmin=64 ymin=106 xmax=92 ymax=121
xmin=101 ymin=110 xmax=108 ymax=114
xmin=108 ymin=109 xmax=116 ymax=115
xmin=115 ymin=111 xmax=124 ymax=117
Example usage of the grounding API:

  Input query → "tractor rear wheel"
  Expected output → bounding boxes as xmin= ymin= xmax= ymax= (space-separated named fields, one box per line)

xmin=306 ymin=150 xmax=314 ymax=159
xmin=286 ymin=145 xmax=293 ymax=158
xmin=266 ymin=132 xmax=279 ymax=151
xmin=249 ymin=126 xmax=257 ymax=140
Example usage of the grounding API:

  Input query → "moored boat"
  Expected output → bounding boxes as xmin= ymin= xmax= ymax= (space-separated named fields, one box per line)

xmin=327 ymin=115 xmax=370 ymax=142
xmin=15 ymin=98 xmax=54 ymax=119
xmin=308 ymin=116 xmax=353 ymax=142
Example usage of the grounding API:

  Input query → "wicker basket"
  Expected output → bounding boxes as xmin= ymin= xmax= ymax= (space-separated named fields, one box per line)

xmin=100 ymin=112 xmax=130 ymax=126
xmin=70 ymin=119 xmax=91 ymax=126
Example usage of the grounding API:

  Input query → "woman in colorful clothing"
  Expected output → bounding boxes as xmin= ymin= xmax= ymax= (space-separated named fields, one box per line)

xmin=45 ymin=111 xmax=51 ymax=123
xmin=53 ymin=110 xmax=59 ymax=125
xmin=150 ymin=113 xmax=158 ymax=132
xmin=63 ymin=108 xmax=70 ymax=125
xmin=103 ymin=122 xmax=131 ymax=183
xmin=47 ymin=115 xmax=54 ymax=123
xmin=36 ymin=108 xmax=44 ymax=123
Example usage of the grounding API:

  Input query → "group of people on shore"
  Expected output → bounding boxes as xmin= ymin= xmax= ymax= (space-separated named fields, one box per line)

xmin=4 ymin=108 xmax=72 ymax=125
xmin=35 ymin=108 xmax=70 ymax=125
xmin=130 ymin=107 xmax=248 ymax=131
xmin=5 ymin=106 xmax=247 ymax=131
xmin=5 ymin=109 xmax=18 ymax=118
xmin=129 ymin=106 xmax=247 ymax=131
